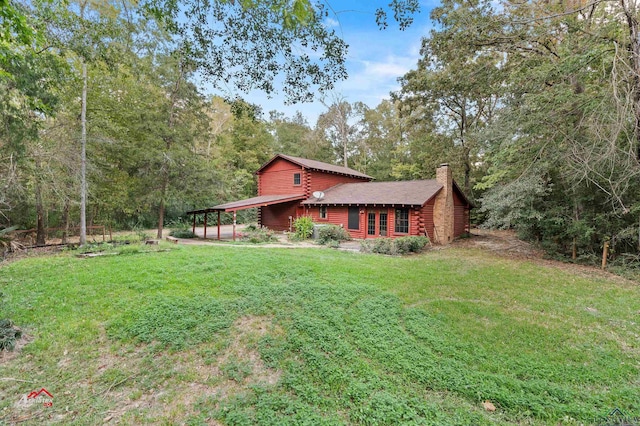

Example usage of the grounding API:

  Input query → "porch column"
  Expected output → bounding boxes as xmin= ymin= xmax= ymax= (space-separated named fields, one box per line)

xmin=233 ymin=211 xmax=237 ymax=241
xmin=204 ymin=212 xmax=208 ymax=239
xmin=217 ymin=211 xmax=221 ymax=240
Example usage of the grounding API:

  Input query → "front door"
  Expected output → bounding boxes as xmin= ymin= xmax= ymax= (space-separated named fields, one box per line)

xmin=379 ymin=212 xmax=388 ymax=236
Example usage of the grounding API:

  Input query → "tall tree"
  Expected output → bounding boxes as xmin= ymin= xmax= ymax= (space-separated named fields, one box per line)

xmin=317 ymin=96 xmax=361 ymax=168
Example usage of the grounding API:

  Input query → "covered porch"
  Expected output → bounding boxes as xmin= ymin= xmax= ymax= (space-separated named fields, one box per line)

xmin=185 ymin=193 xmax=305 ymax=241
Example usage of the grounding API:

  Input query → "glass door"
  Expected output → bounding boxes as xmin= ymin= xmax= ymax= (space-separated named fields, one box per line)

xmin=379 ymin=212 xmax=388 ymax=236
xmin=367 ymin=212 xmax=376 ymax=236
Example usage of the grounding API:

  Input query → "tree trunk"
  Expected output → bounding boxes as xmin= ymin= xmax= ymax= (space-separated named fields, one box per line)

xmin=61 ymin=198 xmax=70 ymax=244
xmin=156 ymin=61 xmax=184 ymax=238
xmin=157 ymin=176 xmax=168 ymax=239
xmin=34 ymin=172 xmax=46 ymax=247
xmin=80 ymin=60 xmax=88 ymax=246
xmin=622 ymin=0 xmax=640 ymax=160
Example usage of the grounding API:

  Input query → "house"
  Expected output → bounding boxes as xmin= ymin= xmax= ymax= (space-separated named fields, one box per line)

xmin=186 ymin=154 xmax=472 ymax=244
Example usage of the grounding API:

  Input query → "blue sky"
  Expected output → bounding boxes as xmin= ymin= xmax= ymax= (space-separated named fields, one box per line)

xmin=207 ymin=1 xmax=437 ymax=125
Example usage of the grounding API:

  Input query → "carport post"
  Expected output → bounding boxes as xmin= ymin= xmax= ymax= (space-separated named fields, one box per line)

xmin=204 ymin=212 xmax=208 ymax=239
xmin=233 ymin=211 xmax=237 ymax=241
xmin=192 ymin=213 xmax=196 ymax=234
xmin=217 ymin=211 xmax=221 ymax=240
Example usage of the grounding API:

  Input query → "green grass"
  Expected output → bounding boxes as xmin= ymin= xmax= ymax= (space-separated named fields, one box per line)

xmin=0 ymin=245 xmax=639 ymax=424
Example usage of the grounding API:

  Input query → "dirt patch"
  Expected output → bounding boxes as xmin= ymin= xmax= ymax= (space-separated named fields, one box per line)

xmin=0 ymin=332 xmax=33 ymax=365
xmin=451 ymin=229 xmax=636 ymax=284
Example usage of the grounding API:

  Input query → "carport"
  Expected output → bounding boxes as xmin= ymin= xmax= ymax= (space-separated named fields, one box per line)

xmin=186 ymin=193 xmax=305 ymax=240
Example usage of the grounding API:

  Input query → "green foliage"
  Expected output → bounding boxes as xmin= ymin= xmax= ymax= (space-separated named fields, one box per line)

xmin=361 ymin=236 xmax=429 ymax=255
xmin=169 ymin=229 xmax=197 ymax=239
xmin=317 ymin=224 xmax=350 ymax=245
xmin=0 ymin=291 xmax=22 ymax=352
xmin=0 ymin=226 xmax=19 ymax=255
xmin=0 ymin=318 xmax=22 ymax=351
xmin=239 ymin=225 xmax=277 ymax=243
xmin=326 ymin=239 xmax=340 ymax=249
xmin=293 ymin=216 xmax=314 ymax=240
xmin=108 ymin=295 xmax=233 ymax=350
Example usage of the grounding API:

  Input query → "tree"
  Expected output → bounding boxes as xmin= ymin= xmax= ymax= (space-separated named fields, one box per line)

xmin=141 ymin=0 xmax=421 ymax=103
xmin=398 ymin=25 xmax=502 ymax=195
xmin=426 ymin=0 xmax=640 ymax=258
xmin=317 ymin=96 xmax=361 ymax=168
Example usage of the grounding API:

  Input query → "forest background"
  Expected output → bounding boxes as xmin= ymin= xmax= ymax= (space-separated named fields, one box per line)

xmin=3 ymin=0 xmax=640 ymax=265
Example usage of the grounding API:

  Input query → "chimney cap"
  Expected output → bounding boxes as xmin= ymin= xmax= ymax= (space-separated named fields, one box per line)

xmin=438 ymin=163 xmax=450 ymax=168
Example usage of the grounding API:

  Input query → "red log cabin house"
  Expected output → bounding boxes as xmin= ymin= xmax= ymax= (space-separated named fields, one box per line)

xmin=187 ymin=154 xmax=472 ymax=244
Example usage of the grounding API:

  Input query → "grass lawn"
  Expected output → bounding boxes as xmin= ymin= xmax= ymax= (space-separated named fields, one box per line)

xmin=0 ymin=244 xmax=639 ymax=425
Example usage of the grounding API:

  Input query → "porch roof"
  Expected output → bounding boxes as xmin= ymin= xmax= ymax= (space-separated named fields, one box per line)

xmin=186 ymin=193 xmax=306 ymax=214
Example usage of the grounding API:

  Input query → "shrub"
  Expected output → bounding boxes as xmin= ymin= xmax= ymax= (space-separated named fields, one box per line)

xmin=169 ymin=229 xmax=197 ymax=238
xmin=240 ymin=226 xmax=277 ymax=243
xmin=293 ymin=216 xmax=314 ymax=240
xmin=373 ymin=238 xmax=398 ymax=255
xmin=395 ymin=236 xmax=429 ymax=253
xmin=326 ymin=240 xmax=341 ymax=249
xmin=360 ymin=236 xmax=429 ymax=255
xmin=317 ymin=225 xmax=351 ymax=245
xmin=0 ymin=319 xmax=21 ymax=351
xmin=0 ymin=293 xmax=21 ymax=352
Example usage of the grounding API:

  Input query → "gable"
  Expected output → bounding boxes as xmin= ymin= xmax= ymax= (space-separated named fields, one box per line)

xmin=257 ymin=154 xmax=372 ymax=180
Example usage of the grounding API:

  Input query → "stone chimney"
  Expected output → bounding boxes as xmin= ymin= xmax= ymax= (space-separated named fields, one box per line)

xmin=433 ymin=163 xmax=455 ymax=244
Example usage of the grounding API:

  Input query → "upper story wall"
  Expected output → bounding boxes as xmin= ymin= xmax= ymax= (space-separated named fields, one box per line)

xmin=308 ymin=172 xmax=369 ymax=194
xmin=257 ymin=158 xmax=306 ymax=196
xmin=258 ymin=157 xmax=370 ymax=197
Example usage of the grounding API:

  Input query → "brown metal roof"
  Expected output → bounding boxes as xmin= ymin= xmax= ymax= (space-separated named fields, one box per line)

xmin=257 ymin=154 xmax=372 ymax=180
xmin=186 ymin=193 xmax=305 ymax=214
xmin=302 ymin=180 xmax=444 ymax=206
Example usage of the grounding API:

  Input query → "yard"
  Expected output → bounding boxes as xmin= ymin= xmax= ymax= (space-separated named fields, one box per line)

xmin=0 ymin=240 xmax=639 ymax=425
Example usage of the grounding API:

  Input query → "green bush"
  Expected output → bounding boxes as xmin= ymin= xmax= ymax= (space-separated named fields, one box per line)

xmin=169 ymin=229 xmax=197 ymax=238
xmin=326 ymin=240 xmax=341 ymax=249
xmin=395 ymin=236 xmax=430 ymax=253
xmin=293 ymin=216 xmax=314 ymax=240
xmin=360 ymin=236 xmax=429 ymax=255
xmin=0 ymin=292 xmax=21 ymax=351
xmin=240 ymin=226 xmax=277 ymax=243
xmin=317 ymin=225 xmax=351 ymax=245
xmin=0 ymin=318 xmax=22 ymax=351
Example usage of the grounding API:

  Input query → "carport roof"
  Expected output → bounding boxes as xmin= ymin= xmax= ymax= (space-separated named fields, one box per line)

xmin=186 ymin=193 xmax=306 ymax=214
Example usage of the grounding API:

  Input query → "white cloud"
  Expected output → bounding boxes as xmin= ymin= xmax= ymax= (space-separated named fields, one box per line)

xmin=324 ymin=17 xmax=339 ymax=28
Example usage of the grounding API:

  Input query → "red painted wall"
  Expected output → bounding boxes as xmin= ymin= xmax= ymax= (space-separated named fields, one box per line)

xmin=258 ymin=157 xmax=370 ymax=197
xmin=453 ymin=190 xmax=469 ymax=237
xmin=260 ymin=201 xmax=300 ymax=231
xmin=309 ymin=173 xmax=368 ymax=194
xmin=305 ymin=206 xmax=366 ymax=239
xmin=258 ymin=159 xmax=306 ymax=196
xmin=419 ymin=199 xmax=436 ymax=241
xmin=305 ymin=205 xmax=429 ymax=240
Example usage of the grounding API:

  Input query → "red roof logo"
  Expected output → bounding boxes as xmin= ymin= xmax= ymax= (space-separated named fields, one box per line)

xmin=27 ymin=388 xmax=53 ymax=399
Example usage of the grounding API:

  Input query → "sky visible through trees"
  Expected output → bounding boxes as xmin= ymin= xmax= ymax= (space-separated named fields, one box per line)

xmin=2 ymin=0 xmax=640 ymax=265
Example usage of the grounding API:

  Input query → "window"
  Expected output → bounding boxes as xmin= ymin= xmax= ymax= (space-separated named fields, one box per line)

xmin=319 ymin=206 xmax=327 ymax=219
xmin=293 ymin=173 xmax=301 ymax=185
xmin=348 ymin=207 xmax=360 ymax=230
xmin=367 ymin=212 xmax=376 ymax=235
xmin=395 ymin=208 xmax=409 ymax=234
